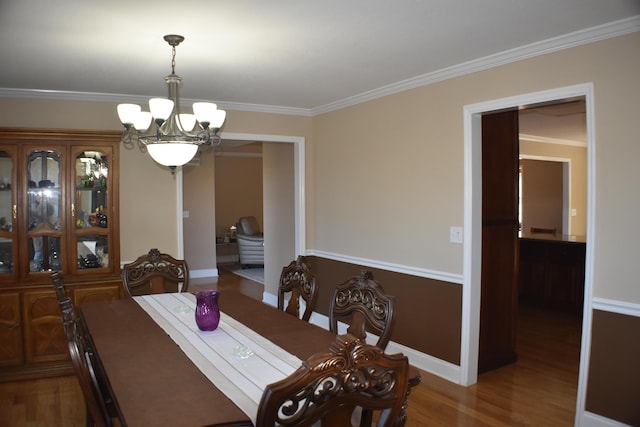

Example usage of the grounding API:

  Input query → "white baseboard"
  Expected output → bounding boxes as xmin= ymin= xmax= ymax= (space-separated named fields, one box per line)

xmin=263 ymin=292 xmax=277 ymax=307
xmin=190 ymin=268 xmax=219 ymax=278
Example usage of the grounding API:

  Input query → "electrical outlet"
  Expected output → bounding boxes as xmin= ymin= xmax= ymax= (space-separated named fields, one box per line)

xmin=450 ymin=226 xmax=463 ymax=244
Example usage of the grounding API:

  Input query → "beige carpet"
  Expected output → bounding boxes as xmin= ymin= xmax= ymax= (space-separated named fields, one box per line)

xmin=220 ymin=263 xmax=264 ymax=284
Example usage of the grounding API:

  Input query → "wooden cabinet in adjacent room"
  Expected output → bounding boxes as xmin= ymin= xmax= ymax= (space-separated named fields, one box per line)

xmin=519 ymin=235 xmax=586 ymax=312
xmin=0 ymin=128 xmax=123 ymax=381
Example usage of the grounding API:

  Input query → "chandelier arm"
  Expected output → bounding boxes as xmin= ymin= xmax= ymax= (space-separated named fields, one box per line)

xmin=120 ymin=126 xmax=137 ymax=149
xmin=137 ymin=138 xmax=147 ymax=153
xmin=210 ymin=134 xmax=222 ymax=147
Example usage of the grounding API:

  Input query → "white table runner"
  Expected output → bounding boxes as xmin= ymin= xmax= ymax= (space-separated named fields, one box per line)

xmin=133 ymin=293 xmax=302 ymax=425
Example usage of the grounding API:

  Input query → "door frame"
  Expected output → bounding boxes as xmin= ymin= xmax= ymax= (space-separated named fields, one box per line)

xmin=177 ymin=131 xmax=306 ymax=263
xmin=462 ymin=83 xmax=595 ymax=417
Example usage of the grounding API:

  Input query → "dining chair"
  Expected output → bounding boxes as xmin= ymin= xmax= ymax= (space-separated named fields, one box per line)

xmin=278 ymin=255 xmax=318 ymax=322
xmin=51 ymin=271 xmax=66 ymax=304
xmin=60 ymin=299 xmax=120 ymax=427
xmin=329 ymin=270 xmax=396 ymax=350
xmin=256 ymin=333 xmax=409 ymax=427
xmin=122 ymin=248 xmax=189 ymax=297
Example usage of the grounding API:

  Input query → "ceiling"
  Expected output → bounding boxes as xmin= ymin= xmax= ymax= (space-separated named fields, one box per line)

xmin=0 ymin=1 xmax=638 ymax=124
xmin=519 ymin=99 xmax=587 ymax=145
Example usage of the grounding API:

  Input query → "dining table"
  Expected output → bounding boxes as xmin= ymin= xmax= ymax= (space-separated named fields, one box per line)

xmin=79 ymin=288 xmax=420 ymax=426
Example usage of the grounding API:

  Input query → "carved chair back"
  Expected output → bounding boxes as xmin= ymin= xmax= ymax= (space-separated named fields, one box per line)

xmin=256 ymin=334 xmax=409 ymax=427
xmin=61 ymin=300 xmax=115 ymax=427
xmin=122 ymin=248 xmax=189 ymax=297
xmin=51 ymin=271 xmax=66 ymax=304
xmin=329 ymin=270 xmax=396 ymax=350
xmin=278 ymin=256 xmax=318 ymax=322
xmin=52 ymin=272 xmax=119 ymax=425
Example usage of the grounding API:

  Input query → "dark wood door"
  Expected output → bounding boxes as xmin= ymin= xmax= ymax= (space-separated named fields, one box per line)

xmin=479 ymin=110 xmax=519 ymax=373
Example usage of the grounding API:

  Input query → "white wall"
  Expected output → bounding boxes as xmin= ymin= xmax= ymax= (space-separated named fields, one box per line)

xmin=263 ymin=142 xmax=295 ymax=295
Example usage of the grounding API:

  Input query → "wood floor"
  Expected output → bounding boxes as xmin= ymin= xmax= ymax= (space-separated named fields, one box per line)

xmin=0 ymin=270 xmax=581 ymax=426
xmin=405 ymin=304 xmax=581 ymax=426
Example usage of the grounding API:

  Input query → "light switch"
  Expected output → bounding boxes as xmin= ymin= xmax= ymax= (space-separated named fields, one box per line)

xmin=183 ymin=211 xmax=190 ymax=218
xmin=571 ymin=208 xmax=577 ymax=216
xmin=450 ymin=226 xmax=463 ymax=244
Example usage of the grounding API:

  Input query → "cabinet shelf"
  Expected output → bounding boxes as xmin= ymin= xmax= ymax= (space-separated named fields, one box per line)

xmin=26 ymin=229 xmax=63 ymax=238
xmin=75 ymin=227 xmax=109 ymax=236
xmin=27 ymin=187 xmax=59 ymax=191
xmin=75 ymin=186 xmax=107 ymax=191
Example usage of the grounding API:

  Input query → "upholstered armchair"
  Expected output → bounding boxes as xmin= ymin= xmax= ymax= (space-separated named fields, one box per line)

xmin=236 ymin=216 xmax=264 ymax=268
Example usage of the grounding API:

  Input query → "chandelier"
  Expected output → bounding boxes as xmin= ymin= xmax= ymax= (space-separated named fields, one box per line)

xmin=116 ymin=35 xmax=226 ymax=171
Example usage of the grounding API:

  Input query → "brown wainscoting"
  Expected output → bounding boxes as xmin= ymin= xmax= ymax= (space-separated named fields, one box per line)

xmin=586 ymin=309 xmax=640 ymax=426
xmin=306 ymin=256 xmax=462 ymax=365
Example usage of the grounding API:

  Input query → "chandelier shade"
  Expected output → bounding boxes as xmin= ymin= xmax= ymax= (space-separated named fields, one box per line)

xmin=117 ymin=103 xmax=142 ymax=125
xmin=149 ymin=98 xmax=175 ymax=121
xmin=147 ymin=143 xmax=199 ymax=167
xmin=117 ymin=34 xmax=226 ymax=172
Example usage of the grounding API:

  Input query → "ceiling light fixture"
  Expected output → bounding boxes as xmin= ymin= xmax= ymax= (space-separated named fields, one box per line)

xmin=116 ymin=35 xmax=226 ymax=172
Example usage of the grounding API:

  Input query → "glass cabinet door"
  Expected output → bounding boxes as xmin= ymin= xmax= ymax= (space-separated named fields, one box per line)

xmin=0 ymin=149 xmax=16 ymax=277
xmin=25 ymin=150 xmax=63 ymax=273
xmin=73 ymin=149 xmax=111 ymax=272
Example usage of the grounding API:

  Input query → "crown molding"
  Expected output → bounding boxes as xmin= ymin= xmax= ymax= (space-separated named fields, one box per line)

xmin=311 ymin=15 xmax=640 ymax=115
xmin=519 ymin=133 xmax=586 ymax=147
xmin=0 ymin=16 xmax=637 ymax=117
xmin=0 ymin=87 xmax=313 ymax=117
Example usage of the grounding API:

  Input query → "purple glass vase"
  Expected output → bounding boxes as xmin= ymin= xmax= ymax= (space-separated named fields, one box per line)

xmin=195 ymin=290 xmax=220 ymax=331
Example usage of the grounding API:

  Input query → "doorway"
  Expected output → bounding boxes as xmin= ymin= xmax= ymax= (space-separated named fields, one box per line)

xmin=181 ymin=132 xmax=306 ymax=297
xmin=462 ymin=83 xmax=594 ymax=419
xmin=213 ymin=140 xmax=264 ymax=269
xmin=478 ymin=100 xmax=587 ymax=373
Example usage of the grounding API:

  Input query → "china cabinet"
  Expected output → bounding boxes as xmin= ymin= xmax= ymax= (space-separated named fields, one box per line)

xmin=0 ymin=128 xmax=122 ymax=381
